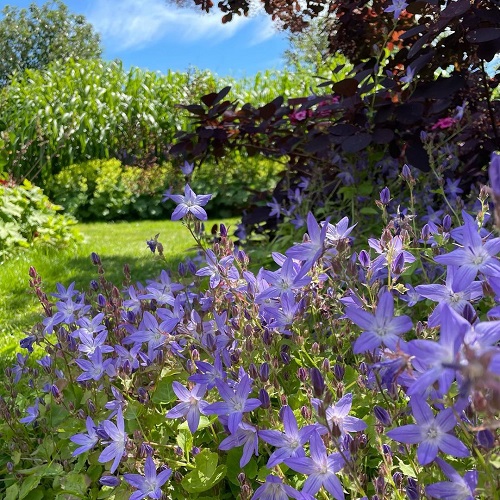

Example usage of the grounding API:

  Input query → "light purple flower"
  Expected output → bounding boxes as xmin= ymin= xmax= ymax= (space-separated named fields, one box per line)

xmin=425 ymin=457 xmax=477 ymax=499
xmin=124 ymin=454 xmax=172 ymax=500
xmin=384 ymin=0 xmax=408 ymax=19
xmin=345 ymin=291 xmax=413 ymax=353
xmin=434 ymin=211 xmax=500 ymax=284
xmin=166 ymin=382 xmax=208 ymax=433
xmin=286 ymin=432 xmax=346 ymax=499
xmin=251 ymin=475 xmax=303 ymax=500
xmin=70 ymin=416 xmax=98 ymax=456
xmin=20 ymin=400 xmax=39 ymax=425
xmin=164 ymin=184 xmax=211 ymax=221
xmin=219 ymin=422 xmax=259 ymax=467
xmin=259 ymin=406 xmax=316 ymax=467
xmin=386 ymin=396 xmax=469 ymax=465
xmin=99 ymin=406 xmax=127 ymax=474
xmin=204 ymin=373 xmax=261 ymax=434
xmin=313 ymin=393 xmax=367 ymax=437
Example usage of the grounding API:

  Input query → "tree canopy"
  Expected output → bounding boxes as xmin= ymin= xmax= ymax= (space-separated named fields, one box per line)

xmin=0 ymin=0 xmax=102 ymax=87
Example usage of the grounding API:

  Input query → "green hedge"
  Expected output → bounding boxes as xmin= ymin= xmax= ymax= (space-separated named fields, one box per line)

xmin=49 ymin=155 xmax=284 ymax=221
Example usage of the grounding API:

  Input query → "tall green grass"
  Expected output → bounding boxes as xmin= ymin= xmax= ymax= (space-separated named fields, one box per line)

xmin=0 ymin=218 xmax=238 ymax=361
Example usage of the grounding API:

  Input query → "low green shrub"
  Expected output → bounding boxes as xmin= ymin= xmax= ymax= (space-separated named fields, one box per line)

xmin=50 ymin=155 xmax=284 ymax=221
xmin=0 ymin=179 xmax=79 ymax=261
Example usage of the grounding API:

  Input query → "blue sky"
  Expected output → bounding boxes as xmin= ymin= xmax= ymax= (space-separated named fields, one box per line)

xmin=5 ymin=0 xmax=290 ymax=77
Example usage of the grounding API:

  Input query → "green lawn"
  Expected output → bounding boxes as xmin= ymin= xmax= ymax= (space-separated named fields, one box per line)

xmin=0 ymin=218 xmax=238 ymax=361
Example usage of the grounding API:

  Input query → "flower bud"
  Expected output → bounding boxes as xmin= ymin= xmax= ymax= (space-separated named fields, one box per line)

xmin=373 ymin=405 xmax=392 ymax=426
xmin=442 ymin=214 xmax=452 ymax=232
xmin=311 ymin=342 xmax=320 ymax=355
xmin=297 ymin=367 xmax=308 ymax=382
xmin=402 ymin=163 xmax=412 ymax=181
xmin=97 ymin=294 xmax=107 ymax=308
xmin=91 ymin=252 xmax=101 ymax=266
xmin=476 ymin=429 xmax=494 ymax=449
xmin=259 ymin=362 xmax=270 ymax=382
xmin=421 ymin=223 xmax=431 ymax=241
xmin=258 ymin=388 xmax=271 ymax=409
xmin=301 ymin=405 xmax=311 ymax=420
xmin=333 ymin=364 xmax=345 ymax=381
xmin=310 ymin=368 xmax=325 ymax=397
xmin=100 ymin=475 xmax=120 ymax=487
xmin=358 ymin=250 xmax=370 ymax=267
xmin=248 ymin=363 xmax=258 ymax=379
xmin=191 ymin=446 xmax=201 ymax=456
xmin=380 ymin=187 xmax=390 ymax=205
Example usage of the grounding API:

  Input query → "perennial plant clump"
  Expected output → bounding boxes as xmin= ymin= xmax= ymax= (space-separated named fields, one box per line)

xmin=2 ymin=154 xmax=500 ymax=499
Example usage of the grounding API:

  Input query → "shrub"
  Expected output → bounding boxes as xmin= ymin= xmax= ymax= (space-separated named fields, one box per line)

xmin=50 ymin=155 xmax=284 ymax=221
xmin=0 ymin=178 xmax=79 ymax=261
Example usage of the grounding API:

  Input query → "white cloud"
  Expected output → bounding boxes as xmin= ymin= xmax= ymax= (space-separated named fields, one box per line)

xmin=87 ymin=0 xmax=277 ymax=51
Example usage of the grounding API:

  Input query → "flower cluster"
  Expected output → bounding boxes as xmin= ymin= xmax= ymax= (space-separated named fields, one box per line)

xmin=4 ymin=168 xmax=500 ymax=499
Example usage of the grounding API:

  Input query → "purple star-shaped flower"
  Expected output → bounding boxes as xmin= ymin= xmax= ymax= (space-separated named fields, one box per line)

xmin=259 ymin=406 xmax=317 ymax=467
xmin=425 ymin=457 xmax=477 ymax=499
xmin=166 ymin=382 xmax=208 ymax=433
xmin=384 ymin=0 xmax=408 ymax=19
xmin=164 ymin=184 xmax=211 ymax=221
xmin=252 ymin=475 xmax=303 ymax=500
xmin=286 ymin=432 xmax=346 ymax=499
xmin=386 ymin=396 xmax=469 ymax=465
xmin=345 ymin=291 xmax=413 ymax=353
xmin=204 ymin=373 xmax=261 ymax=434
xmin=99 ymin=406 xmax=127 ymax=474
xmin=434 ymin=211 xmax=500 ymax=284
xmin=313 ymin=393 xmax=367 ymax=437
xmin=219 ymin=422 xmax=259 ymax=467
xmin=124 ymin=454 xmax=172 ymax=500
xmin=70 ymin=416 xmax=99 ymax=456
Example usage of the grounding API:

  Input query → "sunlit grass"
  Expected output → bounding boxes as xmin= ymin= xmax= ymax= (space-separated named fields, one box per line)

xmin=0 ymin=218 xmax=239 ymax=362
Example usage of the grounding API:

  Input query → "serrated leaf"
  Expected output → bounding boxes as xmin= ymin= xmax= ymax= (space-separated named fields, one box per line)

xmin=396 ymin=457 xmax=417 ymax=478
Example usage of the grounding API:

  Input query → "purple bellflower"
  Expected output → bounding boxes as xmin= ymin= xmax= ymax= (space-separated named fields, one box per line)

xmin=204 ymin=373 xmax=261 ymax=434
xmin=251 ymin=475 xmax=303 ymax=500
xmin=166 ymin=382 xmax=208 ymax=433
xmin=286 ymin=212 xmax=329 ymax=267
xmin=386 ymin=396 xmax=469 ymax=465
xmin=20 ymin=400 xmax=39 ymax=425
xmin=345 ymin=291 xmax=413 ymax=353
xmin=124 ymin=453 xmax=172 ymax=500
xmin=258 ymin=406 xmax=317 ymax=467
xmin=384 ymin=0 xmax=408 ymax=19
xmin=425 ymin=457 xmax=477 ymax=499
xmin=99 ymin=406 xmax=127 ymax=474
xmin=75 ymin=347 xmax=116 ymax=382
xmin=312 ymin=393 xmax=367 ymax=437
xmin=164 ymin=184 xmax=211 ymax=221
xmin=434 ymin=211 xmax=500 ymax=284
xmin=407 ymin=305 xmax=469 ymax=397
xmin=196 ymin=249 xmax=239 ymax=288
xmin=286 ymin=432 xmax=347 ymax=499
xmin=415 ymin=266 xmax=482 ymax=327
xmin=70 ymin=416 xmax=99 ymax=456
xmin=219 ymin=422 xmax=259 ymax=467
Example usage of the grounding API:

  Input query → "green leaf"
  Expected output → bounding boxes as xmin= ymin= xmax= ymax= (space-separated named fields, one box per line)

xmin=19 ymin=474 xmax=41 ymax=499
xmin=5 ymin=483 xmax=19 ymax=500
xmin=182 ymin=464 xmax=227 ymax=494
xmin=359 ymin=207 xmax=378 ymax=215
xmin=151 ymin=377 xmax=177 ymax=404
xmin=396 ymin=457 xmax=417 ymax=478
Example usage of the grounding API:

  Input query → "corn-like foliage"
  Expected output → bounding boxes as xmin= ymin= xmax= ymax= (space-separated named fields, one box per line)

xmin=0 ymin=57 xmax=349 ymax=186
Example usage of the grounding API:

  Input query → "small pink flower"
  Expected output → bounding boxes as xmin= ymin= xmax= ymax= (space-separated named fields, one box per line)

xmin=289 ymin=109 xmax=310 ymax=124
xmin=431 ymin=117 xmax=457 ymax=130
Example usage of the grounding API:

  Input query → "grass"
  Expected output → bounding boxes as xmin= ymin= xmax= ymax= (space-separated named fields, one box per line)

xmin=0 ymin=217 xmax=239 ymax=362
